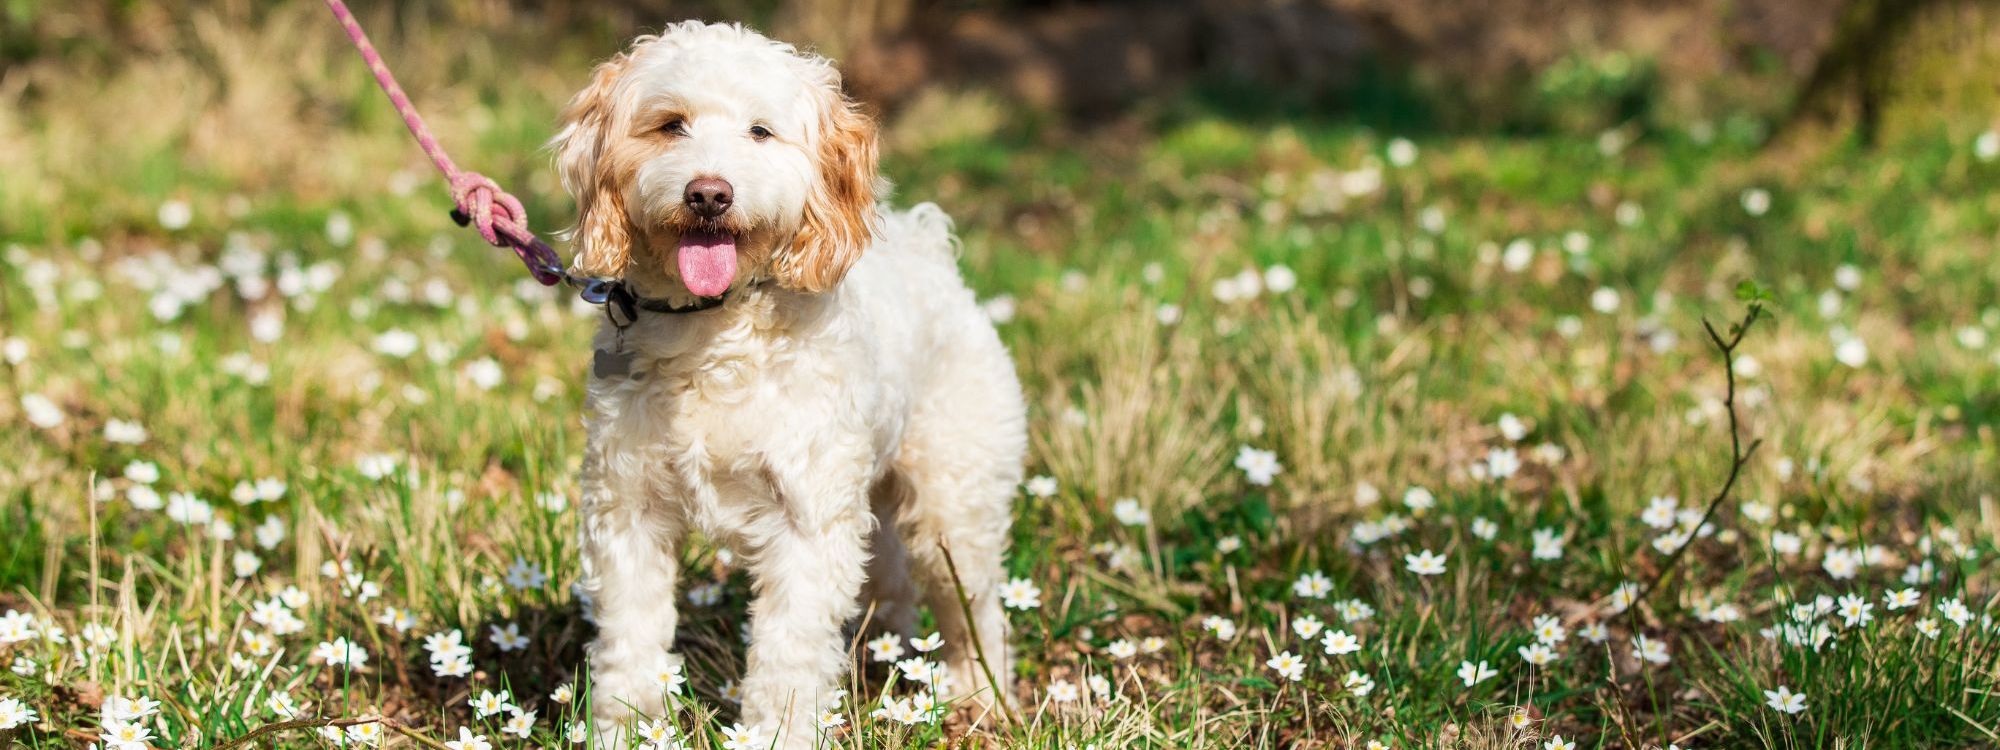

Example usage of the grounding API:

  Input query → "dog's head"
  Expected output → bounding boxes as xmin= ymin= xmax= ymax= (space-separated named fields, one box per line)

xmin=551 ymin=22 xmax=878 ymax=298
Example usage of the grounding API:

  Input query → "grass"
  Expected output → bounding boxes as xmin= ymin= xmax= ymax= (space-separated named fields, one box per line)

xmin=3 ymin=5 xmax=2000 ymax=749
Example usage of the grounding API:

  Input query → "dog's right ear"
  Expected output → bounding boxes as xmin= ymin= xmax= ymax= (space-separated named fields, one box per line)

xmin=551 ymin=56 xmax=634 ymax=278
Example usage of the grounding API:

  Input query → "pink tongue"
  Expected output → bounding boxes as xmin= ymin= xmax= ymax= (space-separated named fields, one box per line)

xmin=676 ymin=231 xmax=738 ymax=298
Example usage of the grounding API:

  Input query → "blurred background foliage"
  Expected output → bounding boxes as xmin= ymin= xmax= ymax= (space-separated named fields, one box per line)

xmin=2 ymin=0 xmax=1998 ymax=255
xmin=4 ymin=0 xmax=1997 ymax=135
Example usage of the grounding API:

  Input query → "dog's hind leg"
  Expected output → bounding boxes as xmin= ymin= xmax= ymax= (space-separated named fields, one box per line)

xmin=893 ymin=333 xmax=1028 ymax=716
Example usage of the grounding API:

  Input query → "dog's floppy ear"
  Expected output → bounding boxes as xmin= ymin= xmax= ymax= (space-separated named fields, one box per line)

xmin=552 ymin=55 xmax=635 ymax=278
xmin=774 ymin=83 xmax=879 ymax=293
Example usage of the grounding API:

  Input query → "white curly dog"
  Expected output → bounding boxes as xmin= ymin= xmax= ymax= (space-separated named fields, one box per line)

xmin=550 ymin=20 xmax=1025 ymax=747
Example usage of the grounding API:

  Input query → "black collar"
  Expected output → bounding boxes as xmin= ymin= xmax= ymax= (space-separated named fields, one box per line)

xmin=601 ymin=280 xmax=728 ymax=327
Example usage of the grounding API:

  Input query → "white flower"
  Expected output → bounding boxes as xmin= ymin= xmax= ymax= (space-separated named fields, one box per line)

xmin=1264 ymin=265 xmax=1298 ymax=294
xmin=1916 ymin=619 xmax=1942 ymax=639
xmin=1941 ymin=598 xmax=1972 ymax=627
xmin=1885 ymin=588 xmax=1921 ymax=611
xmin=1741 ymin=188 xmax=1772 ymax=217
xmin=1405 ymin=549 xmax=1447 ymax=576
xmin=1456 ymin=660 xmax=1498 ymax=686
xmin=1544 ymin=736 xmax=1576 ymax=750
xmin=104 ymin=419 xmax=148 ymax=444
xmin=1502 ymin=239 xmax=1535 ymax=272
xmin=231 ymin=550 xmax=262 ymax=579
xmin=1590 ymin=287 xmax=1621 ymax=314
xmin=504 ymin=557 xmax=548 ymax=591
xmin=1834 ymin=263 xmax=1863 ymax=291
xmin=20 ymin=393 xmax=63 ymax=429
xmin=817 ymin=709 xmax=846 ymax=729
xmin=864 ymin=632 xmax=905 ymax=663
xmin=1607 ymin=582 xmax=1641 ymax=613
xmin=348 ymin=722 xmax=386 ymax=747
xmin=1292 ymin=570 xmax=1334 ymax=599
xmin=373 ymin=328 xmax=420 ymax=358
xmin=254 ymin=516 xmax=287 ymax=550
xmin=1764 ymin=685 xmax=1807 ymax=714
xmin=1977 ymin=130 xmax=2000 ymax=161
xmin=1640 ymin=496 xmax=1678 ymax=529
xmin=355 ymin=453 xmax=400 ymax=480
xmin=1234 ymin=445 xmax=1283 ymax=486
xmin=1386 ymin=138 xmax=1419 ymax=167
xmin=266 ymin=692 xmax=300 ymax=718
xmin=1401 ymin=486 xmax=1435 ymax=513
xmin=501 ymin=709 xmax=537 ymax=738
xmin=1203 ymin=616 xmax=1238 ymax=641
xmin=1836 ymin=594 xmax=1875 ymax=627
xmin=1322 ymin=630 xmax=1360 ymax=656
xmin=1532 ymin=615 xmax=1568 ymax=645
xmin=1531 ymin=528 xmax=1566 ymax=561
xmin=720 ymin=723 xmax=765 ymax=750
xmin=1023 ymin=475 xmax=1058 ymax=498
xmin=909 ymin=631 xmax=943 ymax=653
xmin=101 ymin=716 xmax=157 ymax=750
xmin=470 ymin=690 xmax=512 ymax=718
xmin=1834 ymin=337 xmax=1868 ymax=368
xmin=1823 ymin=547 xmax=1861 ymax=580
xmin=1518 ymin=643 xmax=1557 ymax=666
xmin=1485 ymin=448 xmax=1521 ymax=479
xmin=1216 ymin=535 xmax=1242 ymax=553
xmin=655 ymin=657 xmax=688 ymax=694
xmin=1632 ymin=634 xmax=1670 ymax=665
xmin=315 ymin=637 xmax=369 ymax=668
xmin=0 ymin=696 xmax=36 ymax=730
xmin=1047 ymin=679 xmax=1079 ymax=703
xmin=1266 ymin=650 xmax=1307 ymax=681
xmin=1470 ymin=517 xmax=1498 ymax=541
xmin=1106 ymin=639 xmax=1138 ymax=660
xmin=463 ymin=357 xmax=504 ymax=390
xmin=0 ymin=611 xmax=36 ymax=644
xmin=1111 ymin=497 xmax=1151 ymax=527
xmin=999 ymin=577 xmax=1043 ymax=610
xmin=635 ymin=718 xmax=678 ymax=746
xmin=445 ymin=727 xmax=492 ymax=750
xmin=981 ymin=295 xmax=1016 ymax=324
xmin=375 ymin=606 xmax=417 ymax=633
xmin=1343 ymin=670 xmax=1375 ymax=696
xmin=1337 ymin=599 xmax=1376 ymax=623
xmin=1290 ymin=614 xmax=1324 ymax=641
xmin=102 ymin=694 xmax=161 ymax=725
xmin=158 ymin=199 xmax=193 ymax=230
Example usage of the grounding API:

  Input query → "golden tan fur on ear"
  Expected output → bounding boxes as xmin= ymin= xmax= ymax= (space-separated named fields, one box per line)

xmin=552 ymin=54 xmax=638 ymax=278
xmin=774 ymin=84 xmax=879 ymax=293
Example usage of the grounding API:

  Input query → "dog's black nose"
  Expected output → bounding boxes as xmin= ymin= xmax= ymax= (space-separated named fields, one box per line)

xmin=684 ymin=178 xmax=734 ymax=219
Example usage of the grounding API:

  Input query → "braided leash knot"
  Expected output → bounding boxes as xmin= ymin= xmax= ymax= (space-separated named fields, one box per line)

xmin=448 ymin=171 xmax=528 ymax=247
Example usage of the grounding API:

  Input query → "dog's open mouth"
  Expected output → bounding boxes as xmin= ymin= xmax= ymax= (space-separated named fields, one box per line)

xmin=676 ymin=229 xmax=737 ymax=298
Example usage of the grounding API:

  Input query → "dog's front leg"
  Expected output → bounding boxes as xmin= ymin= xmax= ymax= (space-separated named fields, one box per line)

xmin=738 ymin=462 xmax=872 ymax=748
xmin=578 ymin=451 xmax=684 ymax=743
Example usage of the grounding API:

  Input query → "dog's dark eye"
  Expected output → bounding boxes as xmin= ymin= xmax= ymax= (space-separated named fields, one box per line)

xmin=661 ymin=119 xmax=687 ymax=136
xmin=749 ymin=125 xmax=773 ymax=141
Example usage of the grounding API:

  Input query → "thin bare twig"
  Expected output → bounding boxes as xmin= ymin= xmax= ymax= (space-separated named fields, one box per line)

xmin=1626 ymin=304 xmax=1766 ymax=617
xmin=204 ymin=714 xmax=453 ymax=750
xmin=937 ymin=540 xmax=1023 ymax=729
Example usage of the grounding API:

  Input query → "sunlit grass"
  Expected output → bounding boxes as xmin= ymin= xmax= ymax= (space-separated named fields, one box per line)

xmin=3 ymin=6 xmax=2000 ymax=749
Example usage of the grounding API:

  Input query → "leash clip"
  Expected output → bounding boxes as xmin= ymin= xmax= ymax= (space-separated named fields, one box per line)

xmin=600 ymin=281 xmax=639 ymax=329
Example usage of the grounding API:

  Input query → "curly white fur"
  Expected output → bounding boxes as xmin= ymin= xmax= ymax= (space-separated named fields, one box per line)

xmin=550 ymin=21 xmax=1026 ymax=748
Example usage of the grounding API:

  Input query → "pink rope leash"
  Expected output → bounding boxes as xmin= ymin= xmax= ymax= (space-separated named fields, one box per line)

xmin=320 ymin=0 xmax=567 ymax=286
